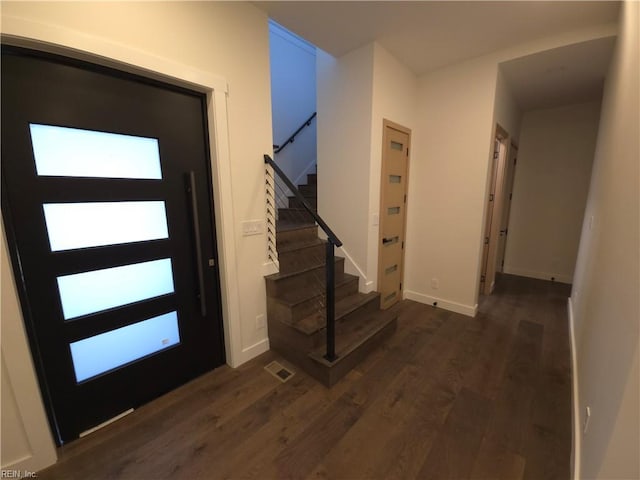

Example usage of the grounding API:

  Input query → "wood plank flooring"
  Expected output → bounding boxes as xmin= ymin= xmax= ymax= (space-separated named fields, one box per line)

xmin=38 ymin=274 xmax=572 ymax=480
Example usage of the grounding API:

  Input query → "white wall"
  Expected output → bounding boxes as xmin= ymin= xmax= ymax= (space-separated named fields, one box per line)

xmin=481 ymin=68 xmax=522 ymax=293
xmin=1 ymin=222 xmax=57 ymax=473
xmin=317 ymin=44 xmax=374 ymax=285
xmin=317 ymin=24 xmax=616 ymax=315
xmin=403 ymin=25 xmax=616 ymax=316
xmin=504 ymin=101 xmax=600 ymax=284
xmin=571 ymin=2 xmax=639 ymax=478
xmin=367 ymin=43 xmax=419 ymax=292
xmin=493 ymin=69 xmax=522 ymax=141
xmin=269 ymin=21 xmax=317 ymax=185
xmin=317 ymin=42 xmax=418 ymax=292
xmin=1 ymin=0 xmax=273 ymax=470
xmin=405 ymin=55 xmax=497 ymax=315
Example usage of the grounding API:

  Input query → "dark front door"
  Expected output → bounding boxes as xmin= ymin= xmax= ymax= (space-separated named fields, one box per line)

xmin=1 ymin=46 xmax=225 ymax=444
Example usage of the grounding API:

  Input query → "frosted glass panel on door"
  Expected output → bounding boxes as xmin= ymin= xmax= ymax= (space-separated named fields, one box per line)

xmin=57 ymin=258 xmax=175 ymax=320
xmin=43 ymin=201 xmax=168 ymax=251
xmin=30 ymin=124 xmax=162 ymax=179
xmin=70 ymin=311 xmax=180 ymax=382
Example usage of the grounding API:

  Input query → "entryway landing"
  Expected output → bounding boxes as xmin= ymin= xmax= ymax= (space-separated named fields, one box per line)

xmin=38 ymin=274 xmax=572 ymax=480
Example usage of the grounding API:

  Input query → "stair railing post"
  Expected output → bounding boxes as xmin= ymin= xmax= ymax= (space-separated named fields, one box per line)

xmin=264 ymin=154 xmax=341 ymax=363
xmin=325 ymin=240 xmax=337 ymax=361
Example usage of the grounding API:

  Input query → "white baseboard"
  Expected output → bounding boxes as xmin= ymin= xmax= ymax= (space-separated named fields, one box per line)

xmin=262 ymin=260 xmax=279 ymax=276
xmin=234 ymin=338 xmax=270 ymax=366
xmin=503 ymin=266 xmax=573 ymax=284
xmin=337 ymin=245 xmax=374 ymax=293
xmin=568 ymin=297 xmax=581 ymax=480
xmin=404 ymin=290 xmax=477 ymax=317
xmin=362 ymin=281 xmax=375 ymax=293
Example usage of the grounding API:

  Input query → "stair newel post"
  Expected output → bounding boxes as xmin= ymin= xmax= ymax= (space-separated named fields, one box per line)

xmin=325 ymin=240 xmax=337 ymax=362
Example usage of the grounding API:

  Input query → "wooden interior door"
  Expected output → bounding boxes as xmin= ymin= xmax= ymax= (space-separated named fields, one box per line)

xmin=480 ymin=125 xmax=509 ymax=295
xmin=480 ymin=139 xmax=500 ymax=294
xmin=496 ymin=143 xmax=518 ymax=273
xmin=378 ymin=120 xmax=410 ymax=310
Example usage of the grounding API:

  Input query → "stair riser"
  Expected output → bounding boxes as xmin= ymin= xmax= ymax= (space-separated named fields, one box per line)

xmin=274 ymin=316 xmax=397 ymax=388
xmin=307 ymin=173 xmax=317 ymax=185
xmin=266 ymin=258 xmax=345 ymax=297
xmin=306 ymin=290 xmax=380 ymax=345
xmin=267 ymin=315 xmax=315 ymax=355
xmin=343 ymin=292 xmax=380 ymax=316
xmin=298 ymin=184 xmax=317 ymax=196
xmin=278 ymin=208 xmax=316 ymax=223
xmin=268 ymin=277 xmax=359 ymax=325
xmin=288 ymin=196 xmax=317 ymax=210
xmin=276 ymin=225 xmax=318 ymax=247
xmin=320 ymin=318 xmax=397 ymax=387
xmin=278 ymin=243 xmax=326 ymax=273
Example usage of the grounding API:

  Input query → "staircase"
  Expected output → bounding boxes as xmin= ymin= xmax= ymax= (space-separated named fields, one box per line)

xmin=265 ymin=171 xmax=398 ymax=387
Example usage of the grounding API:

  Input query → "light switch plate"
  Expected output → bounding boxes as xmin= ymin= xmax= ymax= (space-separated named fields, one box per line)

xmin=242 ymin=220 xmax=264 ymax=236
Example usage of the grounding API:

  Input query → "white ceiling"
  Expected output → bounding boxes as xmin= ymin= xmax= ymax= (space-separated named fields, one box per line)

xmin=500 ymin=37 xmax=616 ymax=110
xmin=256 ymin=1 xmax=620 ymax=109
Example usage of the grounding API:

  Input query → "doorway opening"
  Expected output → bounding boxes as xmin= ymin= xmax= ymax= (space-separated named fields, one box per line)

xmin=496 ymin=143 xmax=518 ymax=274
xmin=479 ymin=124 xmax=511 ymax=295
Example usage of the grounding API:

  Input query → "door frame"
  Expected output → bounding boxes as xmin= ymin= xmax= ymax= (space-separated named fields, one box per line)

xmin=377 ymin=119 xmax=411 ymax=307
xmin=1 ymin=17 xmax=246 ymax=367
xmin=496 ymin=142 xmax=518 ymax=273
xmin=480 ymin=123 xmax=510 ymax=295
xmin=2 ymin=46 xmax=232 ymax=443
xmin=0 ymin=17 xmax=248 ymax=468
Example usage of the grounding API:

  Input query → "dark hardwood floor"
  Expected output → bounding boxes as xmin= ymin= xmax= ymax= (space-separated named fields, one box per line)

xmin=39 ymin=274 xmax=572 ymax=480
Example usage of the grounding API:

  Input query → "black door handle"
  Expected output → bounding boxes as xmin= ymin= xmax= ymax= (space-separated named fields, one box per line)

xmin=186 ymin=171 xmax=207 ymax=317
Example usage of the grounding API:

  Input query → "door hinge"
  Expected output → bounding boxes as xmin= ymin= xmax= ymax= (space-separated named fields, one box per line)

xmin=404 ymin=194 xmax=407 ymax=203
xmin=480 ymin=274 xmax=486 ymax=282
xmin=505 ymin=228 xmax=508 ymax=236
xmin=484 ymin=236 xmax=489 ymax=245
xmin=489 ymin=193 xmax=494 ymax=202
xmin=514 ymin=157 xmax=517 ymax=165
xmin=399 ymin=282 xmax=402 ymax=290
xmin=509 ymin=192 xmax=513 ymax=200
xmin=501 ymin=259 xmax=505 ymax=267
xmin=406 ymin=147 xmax=409 ymax=157
xmin=402 ymin=241 xmax=405 ymax=249
xmin=493 ymin=151 xmax=499 ymax=159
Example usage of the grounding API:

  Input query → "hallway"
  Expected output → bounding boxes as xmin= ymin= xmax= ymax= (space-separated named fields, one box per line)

xmin=39 ymin=274 xmax=572 ymax=480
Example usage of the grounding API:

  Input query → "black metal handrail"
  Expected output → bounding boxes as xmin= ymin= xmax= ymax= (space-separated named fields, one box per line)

xmin=273 ymin=112 xmax=317 ymax=154
xmin=264 ymin=154 xmax=340 ymax=361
